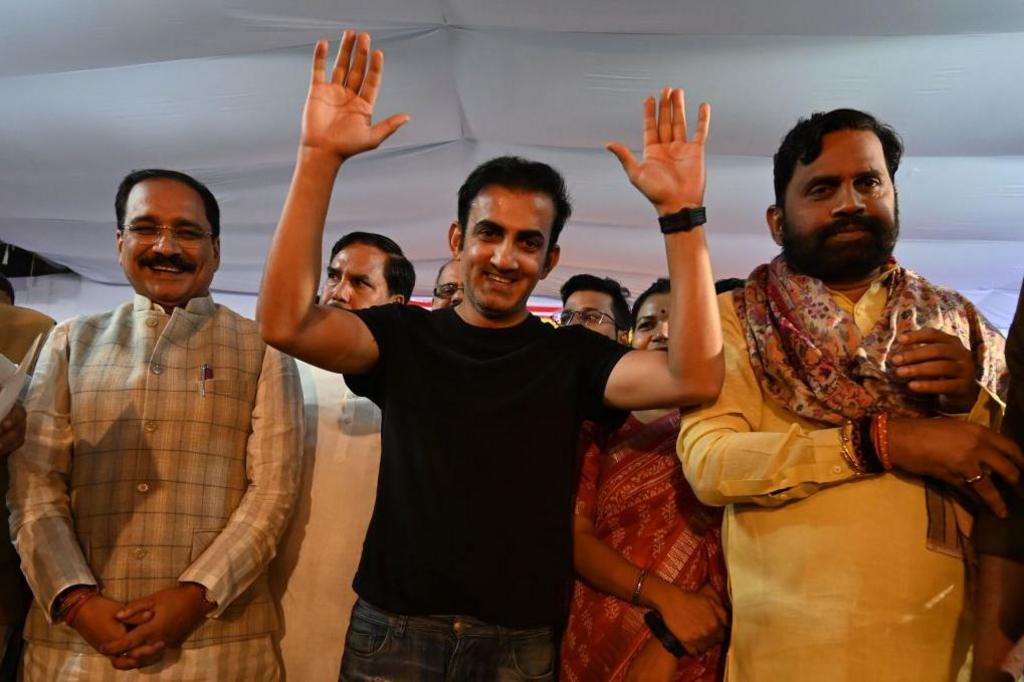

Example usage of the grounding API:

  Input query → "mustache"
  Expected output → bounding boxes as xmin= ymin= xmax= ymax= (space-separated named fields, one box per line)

xmin=139 ymin=254 xmax=195 ymax=271
xmin=818 ymin=214 xmax=887 ymax=241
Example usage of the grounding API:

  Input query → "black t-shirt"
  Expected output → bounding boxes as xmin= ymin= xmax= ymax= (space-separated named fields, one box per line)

xmin=345 ymin=304 xmax=629 ymax=626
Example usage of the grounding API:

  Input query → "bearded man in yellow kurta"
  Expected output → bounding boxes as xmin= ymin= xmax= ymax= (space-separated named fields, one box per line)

xmin=679 ymin=109 xmax=1022 ymax=682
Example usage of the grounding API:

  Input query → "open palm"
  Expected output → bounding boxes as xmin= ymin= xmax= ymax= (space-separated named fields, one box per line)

xmin=608 ymin=88 xmax=710 ymax=215
xmin=302 ymin=31 xmax=409 ymax=161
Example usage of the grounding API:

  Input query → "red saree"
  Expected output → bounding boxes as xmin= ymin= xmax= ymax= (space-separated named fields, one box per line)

xmin=561 ymin=412 xmax=727 ymax=682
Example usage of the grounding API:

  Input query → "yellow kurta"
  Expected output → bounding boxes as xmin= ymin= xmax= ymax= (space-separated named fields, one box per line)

xmin=679 ymin=276 xmax=1002 ymax=682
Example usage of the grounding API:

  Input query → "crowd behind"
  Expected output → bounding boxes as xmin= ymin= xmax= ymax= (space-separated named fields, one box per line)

xmin=1 ymin=29 xmax=1023 ymax=682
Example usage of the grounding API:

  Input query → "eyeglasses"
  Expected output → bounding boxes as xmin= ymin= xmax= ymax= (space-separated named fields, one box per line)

xmin=433 ymin=283 xmax=464 ymax=299
xmin=555 ymin=308 xmax=617 ymax=328
xmin=121 ymin=224 xmax=213 ymax=245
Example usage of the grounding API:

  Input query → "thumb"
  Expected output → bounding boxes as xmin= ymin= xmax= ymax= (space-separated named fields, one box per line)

xmin=369 ymin=113 xmax=411 ymax=149
xmin=606 ymin=142 xmax=639 ymax=178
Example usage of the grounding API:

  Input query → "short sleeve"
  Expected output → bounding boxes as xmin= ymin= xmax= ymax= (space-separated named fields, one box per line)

xmin=343 ymin=303 xmax=405 ymax=402
xmin=574 ymin=328 xmax=630 ymax=427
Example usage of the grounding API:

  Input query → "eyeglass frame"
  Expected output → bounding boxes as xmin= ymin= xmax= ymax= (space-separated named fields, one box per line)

xmin=554 ymin=307 xmax=621 ymax=330
xmin=119 ymin=223 xmax=215 ymax=245
xmin=433 ymin=282 xmax=464 ymax=299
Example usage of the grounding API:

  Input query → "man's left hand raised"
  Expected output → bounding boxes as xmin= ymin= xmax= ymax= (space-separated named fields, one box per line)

xmin=101 ymin=583 xmax=215 ymax=670
xmin=891 ymin=328 xmax=980 ymax=412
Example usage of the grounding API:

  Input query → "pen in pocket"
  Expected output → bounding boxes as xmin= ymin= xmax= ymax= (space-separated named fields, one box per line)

xmin=199 ymin=363 xmax=213 ymax=397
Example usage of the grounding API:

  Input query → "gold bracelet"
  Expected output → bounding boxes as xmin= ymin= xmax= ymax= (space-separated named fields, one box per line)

xmin=838 ymin=421 xmax=866 ymax=474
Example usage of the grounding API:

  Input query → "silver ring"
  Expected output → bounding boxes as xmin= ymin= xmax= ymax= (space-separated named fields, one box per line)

xmin=964 ymin=472 xmax=986 ymax=485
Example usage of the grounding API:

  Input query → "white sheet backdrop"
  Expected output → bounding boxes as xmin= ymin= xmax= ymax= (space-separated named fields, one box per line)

xmin=1 ymin=2 xmax=1022 ymax=329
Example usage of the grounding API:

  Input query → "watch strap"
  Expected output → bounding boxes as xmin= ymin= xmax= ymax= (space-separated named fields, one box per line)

xmin=658 ymin=206 xmax=707 ymax=234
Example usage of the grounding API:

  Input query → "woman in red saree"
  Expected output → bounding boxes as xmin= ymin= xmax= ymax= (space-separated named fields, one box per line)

xmin=562 ymin=279 xmax=728 ymax=682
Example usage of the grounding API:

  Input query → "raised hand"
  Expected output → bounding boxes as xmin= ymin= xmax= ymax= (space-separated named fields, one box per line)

xmin=608 ymin=88 xmax=711 ymax=216
xmin=891 ymin=328 xmax=980 ymax=412
xmin=302 ymin=31 xmax=410 ymax=162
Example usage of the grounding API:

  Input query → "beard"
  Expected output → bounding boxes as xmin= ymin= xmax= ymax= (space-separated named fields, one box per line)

xmin=781 ymin=208 xmax=898 ymax=283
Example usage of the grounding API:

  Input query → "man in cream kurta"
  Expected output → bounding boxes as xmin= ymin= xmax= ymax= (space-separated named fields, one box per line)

xmin=7 ymin=170 xmax=303 ymax=680
xmin=679 ymin=111 xmax=1016 ymax=682
xmin=268 ymin=230 xmax=413 ymax=681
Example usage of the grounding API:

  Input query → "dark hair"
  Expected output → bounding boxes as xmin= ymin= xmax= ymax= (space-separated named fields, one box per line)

xmin=457 ymin=156 xmax=572 ymax=251
xmin=329 ymin=231 xmax=415 ymax=301
xmin=631 ymin=278 xmax=670 ymax=328
xmin=772 ymin=109 xmax=903 ymax=206
xmin=115 ymin=169 xmax=221 ymax=238
xmin=0 ymin=273 xmax=13 ymax=304
xmin=560 ymin=274 xmax=631 ymax=331
xmin=714 ymin=277 xmax=746 ymax=294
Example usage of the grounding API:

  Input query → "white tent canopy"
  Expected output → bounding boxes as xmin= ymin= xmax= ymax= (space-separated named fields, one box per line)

xmin=2 ymin=1 xmax=1022 ymax=328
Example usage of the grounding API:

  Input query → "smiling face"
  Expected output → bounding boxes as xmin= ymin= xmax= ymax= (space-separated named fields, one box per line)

xmin=450 ymin=185 xmax=560 ymax=327
xmin=117 ymin=178 xmax=220 ymax=311
xmin=632 ymin=292 xmax=670 ymax=351
xmin=769 ymin=129 xmax=898 ymax=285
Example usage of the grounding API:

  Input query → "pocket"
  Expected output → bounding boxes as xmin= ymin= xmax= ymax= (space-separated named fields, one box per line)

xmin=189 ymin=529 xmax=221 ymax=562
xmin=343 ymin=611 xmax=391 ymax=658
xmin=508 ymin=631 xmax=555 ymax=679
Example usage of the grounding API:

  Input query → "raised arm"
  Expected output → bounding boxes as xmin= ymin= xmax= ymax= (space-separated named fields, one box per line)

xmin=257 ymin=31 xmax=409 ymax=373
xmin=603 ymin=88 xmax=723 ymax=410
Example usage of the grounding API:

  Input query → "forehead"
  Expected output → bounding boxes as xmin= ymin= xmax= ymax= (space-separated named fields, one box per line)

xmin=467 ymin=185 xmax=556 ymax=236
xmin=565 ymin=289 xmax=614 ymax=314
xmin=124 ymin=178 xmax=209 ymax=226
xmin=788 ymin=129 xmax=888 ymax=190
xmin=636 ymin=292 xmax=670 ymax=318
xmin=439 ymin=263 xmax=460 ymax=284
xmin=330 ymin=243 xmax=389 ymax=275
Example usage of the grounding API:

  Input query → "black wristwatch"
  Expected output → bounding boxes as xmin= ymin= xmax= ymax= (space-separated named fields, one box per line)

xmin=644 ymin=610 xmax=686 ymax=657
xmin=658 ymin=206 xmax=707 ymax=234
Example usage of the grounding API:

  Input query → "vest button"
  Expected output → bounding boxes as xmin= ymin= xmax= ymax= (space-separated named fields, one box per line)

xmin=146 ymin=318 xmax=158 ymax=328
xmin=136 ymin=482 xmax=150 ymax=493
xmin=151 ymin=364 xmax=162 ymax=375
xmin=133 ymin=548 xmax=148 ymax=560
xmin=144 ymin=421 xmax=157 ymax=432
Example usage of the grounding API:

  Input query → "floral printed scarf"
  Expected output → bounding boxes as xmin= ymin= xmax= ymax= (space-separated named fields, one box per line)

xmin=733 ymin=256 xmax=1008 ymax=554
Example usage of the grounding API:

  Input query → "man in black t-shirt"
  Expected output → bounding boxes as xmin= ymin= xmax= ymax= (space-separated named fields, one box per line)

xmin=258 ymin=30 xmax=724 ymax=680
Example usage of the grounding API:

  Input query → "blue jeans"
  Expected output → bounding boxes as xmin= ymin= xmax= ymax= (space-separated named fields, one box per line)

xmin=338 ymin=599 xmax=555 ymax=682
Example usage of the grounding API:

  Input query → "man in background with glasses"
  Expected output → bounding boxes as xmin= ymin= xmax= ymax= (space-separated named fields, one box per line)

xmin=558 ymin=274 xmax=631 ymax=345
xmin=431 ymin=259 xmax=463 ymax=310
xmin=8 ymin=169 xmax=302 ymax=680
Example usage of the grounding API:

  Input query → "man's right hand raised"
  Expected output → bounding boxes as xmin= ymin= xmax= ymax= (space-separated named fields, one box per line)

xmin=301 ymin=31 xmax=410 ymax=164
xmin=888 ymin=417 xmax=1024 ymax=518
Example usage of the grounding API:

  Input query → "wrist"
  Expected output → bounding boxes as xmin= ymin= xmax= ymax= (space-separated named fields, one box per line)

xmin=179 ymin=582 xmax=217 ymax=616
xmin=640 ymin=574 xmax=673 ymax=611
xmin=296 ymin=145 xmax=345 ymax=173
xmin=654 ymin=200 xmax=702 ymax=218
